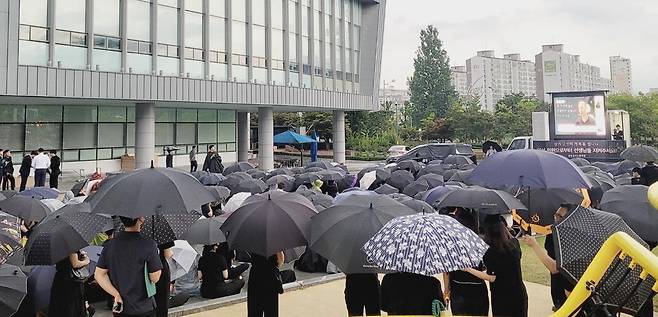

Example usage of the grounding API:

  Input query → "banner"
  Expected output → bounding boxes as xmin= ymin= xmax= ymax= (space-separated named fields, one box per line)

xmin=533 ymin=140 xmax=626 ymax=161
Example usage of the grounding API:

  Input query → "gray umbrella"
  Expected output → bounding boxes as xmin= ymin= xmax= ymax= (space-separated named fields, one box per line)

xmin=221 ymin=191 xmax=317 ymax=256
xmin=436 ymin=187 xmax=527 ymax=212
xmin=306 ymin=194 xmax=334 ymax=210
xmin=570 ymin=157 xmax=591 ymax=167
xmin=246 ymin=169 xmax=267 ymax=180
xmin=267 ymin=168 xmax=293 ymax=178
xmin=600 ymin=185 xmax=658 ymax=241
xmin=579 ymin=165 xmax=603 ymax=174
xmin=309 ymin=194 xmax=416 ymax=273
xmin=0 ymin=196 xmax=51 ymax=222
xmin=198 ymin=173 xmax=227 ymax=186
xmin=374 ymin=183 xmax=399 ymax=195
xmin=88 ymin=166 xmax=215 ymax=218
xmin=448 ymin=170 xmax=473 ymax=183
xmin=416 ymin=173 xmax=444 ymax=188
xmin=613 ymin=160 xmax=642 ymax=176
xmin=402 ymin=181 xmax=429 ymax=198
xmin=416 ymin=164 xmax=445 ymax=178
xmin=219 ymin=172 xmax=252 ymax=191
xmin=235 ymin=178 xmax=268 ymax=194
xmin=294 ymin=172 xmax=321 ymax=188
xmin=396 ymin=160 xmax=424 ymax=174
xmin=317 ymin=170 xmax=344 ymax=181
xmin=613 ymin=173 xmax=632 ymax=186
xmin=223 ymin=162 xmax=256 ymax=175
xmin=385 ymin=170 xmax=415 ymax=192
xmin=266 ymin=174 xmax=295 ymax=187
xmin=0 ymin=264 xmax=27 ymax=317
xmin=620 ymin=145 xmax=658 ymax=162
xmin=443 ymin=155 xmax=473 ymax=165
xmin=307 ymin=161 xmax=334 ymax=170
xmin=304 ymin=166 xmax=326 ymax=173
xmin=182 ymin=217 xmax=226 ymax=245
xmin=206 ymin=186 xmax=231 ymax=202
xmin=400 ymin=199 xmax=435 ymax=213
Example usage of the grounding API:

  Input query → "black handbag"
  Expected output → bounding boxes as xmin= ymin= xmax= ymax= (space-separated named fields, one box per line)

xmin=273 ymin=268 xmax=284 ymax=294
xmin=70 ymin=266 xmax=90 ymax=282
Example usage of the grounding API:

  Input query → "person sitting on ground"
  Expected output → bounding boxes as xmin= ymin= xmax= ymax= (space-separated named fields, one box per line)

xmin=311 ymin=179 xmax=323 ymax=192
xmin=198 ymin=243 xmax=247 ymax=299
xmin=380 ymin=272 xmax=445 ymax=316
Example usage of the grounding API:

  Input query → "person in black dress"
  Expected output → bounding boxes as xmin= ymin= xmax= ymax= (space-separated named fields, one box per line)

xmin=344 ymin=273 xmax=381 ymax=316
xmin=48 ymin=150 xmax=61 ymax=189
xmin=445 ymin=209 xmax=489 ymax=316
xmin=247 ymin=251 xmax=284 ymax=317
xmin=155 ymin=242 xmax=175 ymax=317
xmin=380 ymin=272 xmax=444 ymax=316
xmin=49 ymin=250 xmax=90 ymax=317
xmin=198 ymin=243 xmax=247 ymax=299
xmin=465 ymin=215 xmax=528 ymax=317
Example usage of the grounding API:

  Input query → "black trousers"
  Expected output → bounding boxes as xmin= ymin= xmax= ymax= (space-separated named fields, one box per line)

xmin=34 ymin=169 xmax=46 ymax=187
xmin=114 ymin=311 xmax=155 ymax=317
xmin=19 ymin=173 xmax=29 ymax=191
xmin=201 ymin=279 xmax=245 ymax=299
xmin=49 ymin=172 xmax=59 ymax=189
xmin=247 ymin=283 xmax=278 ymax=317
xmin=2 ymin=174 xmax=15 ymax=191
xmin=190 ymin=161 xmax=198 ymax=172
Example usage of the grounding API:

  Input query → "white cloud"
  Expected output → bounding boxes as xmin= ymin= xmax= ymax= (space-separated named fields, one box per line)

xmin=381 ymin=0 xmax=658 ymax=93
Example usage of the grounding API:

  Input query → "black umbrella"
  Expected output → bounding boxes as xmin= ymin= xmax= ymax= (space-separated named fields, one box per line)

xmin=235 ymin=178 xmax=267 ymax=194
xmin=448 ymin=170 xmax=473 ymax=183
xmin=416 ymin=164 xmax=445 ymax=178
xmin=443 ymin=155 xmax=473 ymax=166
xmin=579 ymin=165 xmax=603 ymax=174
xmin=0 ymin=264 xmax=27 ymax=317
xmin=306 ymin=194 xmax=334 ymax=210
xmin=515 ymin=188 xmax=583 ymax=227
xmin=198 ymin=173 xmax=227 ymax=186
xmin=586 ymin=172 xmax=616 ymax=192
xmin=436 ymin=187 xmax=526 ymax=212
xmin=613 ymin=160 xmax=641 ymax=176
xmin=396 ymin=160 xmax=424 ymax=174
xmin=0 ymin=212 xmax=22 ymax=265
xmin=309 ymin=194 xmax=416 ymax=273
xmin=70 ymin=179 xmax=88 ymax=196
xmin=221 ymin=191 xmax=317 ymax=256
xmin=482 ymin=140 xmax=502 ymax=153
xmin=591 ymin=162 xmax=616 ymax=173
xmin=246 ymin=169 xmax=267 ymax=180
xmin=552 ymin=206 xmax=651 ymax=315
xmin=25 ymin=211 xmax=110 ymax=265
xmin=206 ymin=186 xmax=231 ymax=202
xmin=283 ymin=246 xmax=306 ymax=264
xmin=307 ymin=161 xmax=334 ymax=170
xmin=442 ymin=169 xmax=459 ymax=181
xmin=266 ymin=174 xmax=295 ymax=187
xmin=219 ymin=172 xmax=252 ymax=191
xmin=374 ymin=184 xmax=399 ymax=195
xmin=317 ymin=170 xmax=344 ymax=182
xmin=416 ymin=173 xmax=444 ymax=187
xmin=359 ymin=168 xmax=391 ymax=190
xmin=0 ymin=196 xmax=51 ymax=222
xmin=88 ymin=166 xmax=215 ymax=218
xmin=294 ymin=172 xmax=321 ymax=188
xmin=402 ymin=181 xmax=429 ymax=198
xmin=570 ymin=157 xmax=591 ymax=167
xmin=290 ymin=167 xmax=305 ymax=174
xmin=139 ymin=213 xmax=201 ymax=245
xmin=0 ymin=191 xmax=16 ymax=199
xmin=613 ymin=174 xmax=632 ymax=186
xmin=223 ymin=162 xmax=256 ymax=175
xmin=600 ymin=185 xmax=658 ymax=241
xmin=385 ymin=170 xmax=414 ymax=192
xmin=400 ymin=199 xmax=435 ymax=213
xmin=181 ymin=217 xmax=226 ymax=245
xmin=268 ymin=168 xmax=293 ymax=178
xmin=620 ymin=145 xmax=658 ymax=162
xmin=304 ymin=167 xmax=325 ymax=174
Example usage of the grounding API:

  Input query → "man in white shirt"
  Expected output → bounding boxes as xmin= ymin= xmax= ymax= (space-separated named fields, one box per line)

xmin=31 ymin=148 xmax=50 ymax=187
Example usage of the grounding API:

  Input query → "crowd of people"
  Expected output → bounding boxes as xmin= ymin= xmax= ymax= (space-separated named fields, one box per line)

xmin=0 ymin=147 xmax=62 ymax=192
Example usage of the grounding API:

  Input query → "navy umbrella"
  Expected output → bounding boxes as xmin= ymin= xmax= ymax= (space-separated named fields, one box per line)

xmin=309 ymin=194 xmax=415 ymax=273
xmin=467 ymin=149 xmax=591 ymax=189
xmin=17 ymin=187 xmax=59 ymax=200
xmin=27 ymin=265 xmax=55 ymax=312
xmin=0 ymin=264 xmax=27 ymax=317
xmin=362 ymin=213 xmax=488 ymax=276
xmin=600 ymin=185 xmax=658 ymax=241
xmin=223 ymin=162 xmax=256 ymax=175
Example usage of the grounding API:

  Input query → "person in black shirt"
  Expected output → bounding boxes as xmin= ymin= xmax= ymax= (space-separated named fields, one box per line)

xmin=631 ymin=167 xmax=645 ymax=185
xmin=344 ymin=273 xmax=381 ymax=316
xmin=380 ymin=272 xmax=444 ymax=316
xmin=248 ymin=252 xmax=284 ymax=317
xmin=48 ymin=150 xmax=61 ymax=189
xmin=198 ymin=243 xmax=246 ymax=299
xmin=2 ymin=150 xmax=15 ymax=191
xmin=640 ymin=161 xmax=658 ymax=186
xmin=49 ymin=250 xmax=90 ymax=317
xmin=155 ymin=242 xmax=174 ymax=317
xmin=465 ymin=215 xmax=528 ymax=317
xmin=18 ymin=151 xmax=35 ymax=192
xmin=95 ymin=217 xmax=162 ymax=317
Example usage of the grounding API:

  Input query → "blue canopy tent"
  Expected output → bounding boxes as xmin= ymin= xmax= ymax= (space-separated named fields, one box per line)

xmin=273 ymin=130 xmax=317 ymax=166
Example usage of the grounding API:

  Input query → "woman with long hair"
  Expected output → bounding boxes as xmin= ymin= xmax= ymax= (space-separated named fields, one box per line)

xmin=463 ymin=215 xmax=528 ymax=317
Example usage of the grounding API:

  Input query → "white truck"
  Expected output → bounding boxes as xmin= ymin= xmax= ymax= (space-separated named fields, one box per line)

xmin=507 ymin=136 xmax=533 ymax=150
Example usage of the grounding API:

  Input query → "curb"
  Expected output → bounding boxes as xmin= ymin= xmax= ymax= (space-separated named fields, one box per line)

xmin=169 ymin=273 xmax=346 ymax=316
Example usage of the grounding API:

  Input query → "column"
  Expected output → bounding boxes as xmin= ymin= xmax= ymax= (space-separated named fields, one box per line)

xmin=258 ymin=107 xmax=274 ymax=171
xmin=237 ymin=112 xmax=250 ymax=162
xmin=135 ymin=103 xmax=156 ymax=169
xmin=332 ymin=110 xmax=346 ymax=164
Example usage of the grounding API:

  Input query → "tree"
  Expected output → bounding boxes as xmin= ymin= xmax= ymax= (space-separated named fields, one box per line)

xmin=493 ymin=93 xmax=546 ymax=142
xmin=608 ymin=94 xmax=658 ymax=144
xmin=345 ymin=108 xmax=395 ymax=138
xmin=444 ymin=97 xmax=495 ymax=144
xmin=407 ymin=25 xmax=456 ymax=126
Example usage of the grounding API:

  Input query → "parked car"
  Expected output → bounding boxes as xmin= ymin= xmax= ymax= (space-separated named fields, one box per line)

xmin=507 ymin=136 xmax=533 ymax=150
xmin=387 ymin=145 xmax=410 ymax=160
xmin=387 ymin=143 xmax=477 ymax=164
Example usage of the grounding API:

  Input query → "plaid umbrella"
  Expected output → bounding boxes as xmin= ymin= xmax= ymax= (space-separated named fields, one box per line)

xmin=25 ymin=211 xmax=110 ymax=265
xmin=139 ymin=213 xmax=201 ymax=245
xmin=553 ymin=206 xmax=652 ymax=315
xmin=0 ymin=212 xmax=22 ymax=265
xmin=362 ymin=213 xmax=488 ymax=276
xmin=0 ymin=264 xmax=27 ymax=317
xmin=620 ymin=145 xmax=658 ymax=162
xmin=0 ymin=196 xmax=51 ymax=222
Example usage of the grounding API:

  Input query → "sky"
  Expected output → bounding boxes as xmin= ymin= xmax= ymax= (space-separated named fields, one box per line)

xmin=380 ymin=0 xmax=658 ymax=94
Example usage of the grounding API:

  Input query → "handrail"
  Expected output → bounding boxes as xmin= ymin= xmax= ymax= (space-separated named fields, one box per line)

xmin=551 ymin=231 xmax=658 ymax=317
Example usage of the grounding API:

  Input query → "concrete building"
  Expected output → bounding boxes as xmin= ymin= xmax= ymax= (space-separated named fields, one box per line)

xmin=450 ymin=65 xmax=467 ymax=97
xmin=609 ymin=55 xmax=632 ymax=95
xmin=649 ymin=88 xmax=658 ymax=95
xmin=465 ymin=50 xmax=536 ymax=111
xmin=0 ymin=0 xmax=385 ymax=173
xmin=535 ymin=44 xmax=612 ymax=102
xmin=379 ymin=87 xmax=409 ymax=123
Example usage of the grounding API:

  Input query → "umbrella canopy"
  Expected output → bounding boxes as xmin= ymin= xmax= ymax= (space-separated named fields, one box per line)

xmin=27 ymin=265 xmax=55 ymax=312
xmin=332 ymin=190 xmax=377 ymax=205
xmin=448 ymin=170 xmax=473 ymax=183
xmin=139 ymin=213 xmax=201 ymax=245
xmin=443 ymin=155 xmax=473 ymax=166
xmin=40 ymin=199 xmax=64 ymax=212
xmin=579 ymin=165 xmax=603 ymax=174
xmin=25 ymin=211 xmax=110 ymax=265
xmin=235 ymin=178 xmax=268 ymax=194
xmin=307 ymin=161 xmax=334 ymax=170
xmin=306 ymin=194 xmax=334 ymax=210
xmin=309 ymin=194 xmax=416 ymax=273
xmin=0 ymin=191 xmax=15 ymax=199
xmin=245 ymin=169 xmax=267 ymax=180
xmin=586 ymin=173 xmax=616 ymax=193
xmin=294 ymin=172 xmax=321 ymax=188
xmin=223 ymin=162 xmax=256 ymax=175
xmin=516 ymin=188 xmax=584 ymax=227
xmin=552 ymin=206 xmax=651 ymax=315
xmin=17 ymin=188 xmax=59 ymax=200
xmin=613 ymin=160 xmax=642 ymax=176
xmin=400 ymin=199 xmax=435 ymax=213
xmin=206 ymin=186 xmax=231 ymax=202
xmin=620 ymin=145 xmax=658 ymax=162
xmin=482 ymin=140 xmax=502 ymax=153
xmin=402 ymin=181 xmax=429 ymax=198
xmin=70 ymin=179 xmax=88 ymax=196
xmin=266 ymin=175 xmax=294 ymax=191
xmin=613 ymin=174 xmax=632 ymax=186
xmin=422 ymin=185 xmax=459 ymax=205
xmin=168 ymin=240 xmax=198 ymax=281
xmin=221 ymin=191 xmax=318 ymax=256
xmin=396 ymin=160 xmax=424 ymax=175
xmin=268 ymin=168 xmax=293 ymax=178
xmin=359 ymin=169 xmax=390 ymax=190
xmin=416 ymin=174 xmax=444 ymax=188
xmin=273 ymin=130 xmax=317 ymax=144
xmin=0 ymin=196 xmax=51 ymax=222
xmin=0 ymin=212 xmax=22 ymax=265
xmin=317 ymin=170 xmax=344 ymax=182
xmin=182 ymin=217 xmax=226 ymax=245
xmin=570 ymin=157 xmax=591 ymax=167
xmin=283 ymin=246 xmax=306 ymax=264
xmin=467 ymin=149 xmax=591 ymax=189
xmin=362 ymin=213 xmax=489 ymax=276
xmin=88 ymin=166 xmax=215 ymax=218
xmin=374 ymin=184 xmax=399 ymax=195
xmin=219 ymin=172 xmax=252 ymax=190
xmin=385 ymin=170 xmax=415 ymax=192
xmin=223 ymin=192 xmax=251 ymax=213
xmin=198 ymin=173 xmax=227 ymax=186
xmin=416 ymin=164 xmax=445 ymax=178
xmin=0 ymin=264 xmax=27 ymax=317
xmin=436 ymin=187 xmax=526 ymax=212
xmin=600 ymin=185 xmax=658 ymax=241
